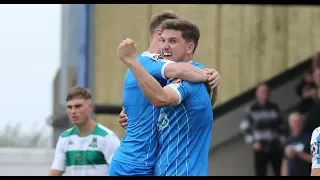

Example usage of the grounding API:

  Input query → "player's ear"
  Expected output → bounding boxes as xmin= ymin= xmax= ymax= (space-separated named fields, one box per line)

xmin=88 ymin=102 xmax=94 ymax=109
xmin=155 ymin=29 xmax=162 ymax=38
xmin=187 ymin=43 xmax=195 ymax=54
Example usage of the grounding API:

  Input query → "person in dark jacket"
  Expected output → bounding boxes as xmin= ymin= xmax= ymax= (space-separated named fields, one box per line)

xmin=295 ymin=69 xmax=317 ymax=114
xmin=295 ymin=69 xmax=315 ymax=97
xmin=281 ymin=112 xmax=311 ymax=176
xmin=240 ymin=83 xmax=286 ymax=176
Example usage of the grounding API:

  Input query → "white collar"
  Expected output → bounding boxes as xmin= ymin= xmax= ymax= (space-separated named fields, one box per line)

xmin=141 ymin=51 xmax=160 ymax=57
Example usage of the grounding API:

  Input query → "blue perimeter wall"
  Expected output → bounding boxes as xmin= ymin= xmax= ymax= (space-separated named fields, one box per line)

xmin=76 ymin=4 xmax=91 ymax=88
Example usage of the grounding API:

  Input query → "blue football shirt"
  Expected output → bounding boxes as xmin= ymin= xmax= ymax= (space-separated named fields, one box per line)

xmin=154 ymin=61 xmax=214 ymax=176
xmin=111 ymin=51 xmax=171 ymax=171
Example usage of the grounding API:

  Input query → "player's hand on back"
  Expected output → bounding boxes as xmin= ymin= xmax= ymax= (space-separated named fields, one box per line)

xmin=119 ymin=107 xmax=128 ymax=128
xmin=205 ymin=68 xmax=220 ymax=90
xmin=117 ymin=38 xmax=137 ymax=64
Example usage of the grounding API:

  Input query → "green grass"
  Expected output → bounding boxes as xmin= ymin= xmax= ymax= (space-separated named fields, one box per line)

xmin=0 ymin=122 xmax=50 ymax=148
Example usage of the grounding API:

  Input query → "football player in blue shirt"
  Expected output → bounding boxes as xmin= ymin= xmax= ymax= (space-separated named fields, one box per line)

xmin=117 ymin=18 xmax=218 ymax=176
xmin=109 ymin=11 xmax=217 ymax=176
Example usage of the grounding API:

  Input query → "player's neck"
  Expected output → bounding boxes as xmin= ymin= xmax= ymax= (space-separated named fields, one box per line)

xmin=148 ymin=39 xmax=161 ymax=54
xmin=76 ymin=119 xmax=96 ymax=136
xmin=182 ymin=55 xmax=193 ymax=63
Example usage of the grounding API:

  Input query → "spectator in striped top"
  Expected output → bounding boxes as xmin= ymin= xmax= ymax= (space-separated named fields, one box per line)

xmin=240 ymin=83 xmax=286 ymax=176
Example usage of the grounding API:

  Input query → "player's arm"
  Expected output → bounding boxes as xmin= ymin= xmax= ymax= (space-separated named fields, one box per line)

xmin=151 ymin=84 xmax=185 ymax=108
xmin=126 ymin=58 xmax=187 ymax=108
xmin=311 ymin=128 xmax=320 ymax=176
xmin=147 ymin=80 xmax=188 ymax=108
xmin=163 ymin=62 xmax=208 ymax=82
xmin=118 ymin=39 xmax=207 ymax=83
xmin=209 ymin=85 xmax=219 ymax=106
xmin=48 ymin=136 xmax=66 ymax=176
xmin=205 ymin=68 xmax=220 ymax=106
xmin=155 ymin=81 xmax=204 ymax=108
xmin=101 ymin=134 xmax=120 ymax=165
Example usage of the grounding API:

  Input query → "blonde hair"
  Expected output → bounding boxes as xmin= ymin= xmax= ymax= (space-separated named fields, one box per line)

xmin=66 ymin=86 xmax=92 ymax=101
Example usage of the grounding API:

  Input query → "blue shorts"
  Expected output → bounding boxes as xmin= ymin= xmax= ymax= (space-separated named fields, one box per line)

xmin=109 ymin=159 xmax=153 ymax=176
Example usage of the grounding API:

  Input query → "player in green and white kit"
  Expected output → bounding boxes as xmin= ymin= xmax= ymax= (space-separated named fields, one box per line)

xmin=49 ymin=86 xmax=120 ymax=176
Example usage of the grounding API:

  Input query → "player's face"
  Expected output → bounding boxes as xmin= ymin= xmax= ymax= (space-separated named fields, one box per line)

xmin=66 ymin=97 xmax=93 ymax=126
xmin=160 ymin=29 xmax=194 ymax=62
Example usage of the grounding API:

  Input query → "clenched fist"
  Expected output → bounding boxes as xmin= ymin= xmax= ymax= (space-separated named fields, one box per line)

xmin=117 ymin=38 xmax=137 ymax=64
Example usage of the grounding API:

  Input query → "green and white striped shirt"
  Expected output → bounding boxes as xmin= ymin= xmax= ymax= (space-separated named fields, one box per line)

xmin=51 ymin=123 xmax=120 ymax=176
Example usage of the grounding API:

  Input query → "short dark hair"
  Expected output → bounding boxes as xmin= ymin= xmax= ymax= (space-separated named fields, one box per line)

xmin=161 ymin=19 xmax=200 ymax=54
xmin=149 ymin=10 xmax=182 ymax=37
xmin=66 ymin=86 xmax=92 ymax=101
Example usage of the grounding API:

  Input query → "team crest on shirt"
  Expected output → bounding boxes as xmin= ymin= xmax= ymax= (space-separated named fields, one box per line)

xmin=311 ymin=142 xmax=318 ymax=157
xmin=168 ymin=78 xmax=182 ymax=89
xmin=89 ymin=137 xmax=98 ymax=148
xmin=157 ymin=112 xmax=169 ymax=131
xmin=172 ymin=78 xmax=181 ymax=84
xmin=169 ymin=78 xmax=182 ymax=85
xmin=152 ymin=54 xmax=163 ymax=61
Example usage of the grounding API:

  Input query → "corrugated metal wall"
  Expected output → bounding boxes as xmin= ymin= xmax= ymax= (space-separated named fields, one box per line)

xmin=93 ymin=4 xmax=320 ymax=137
